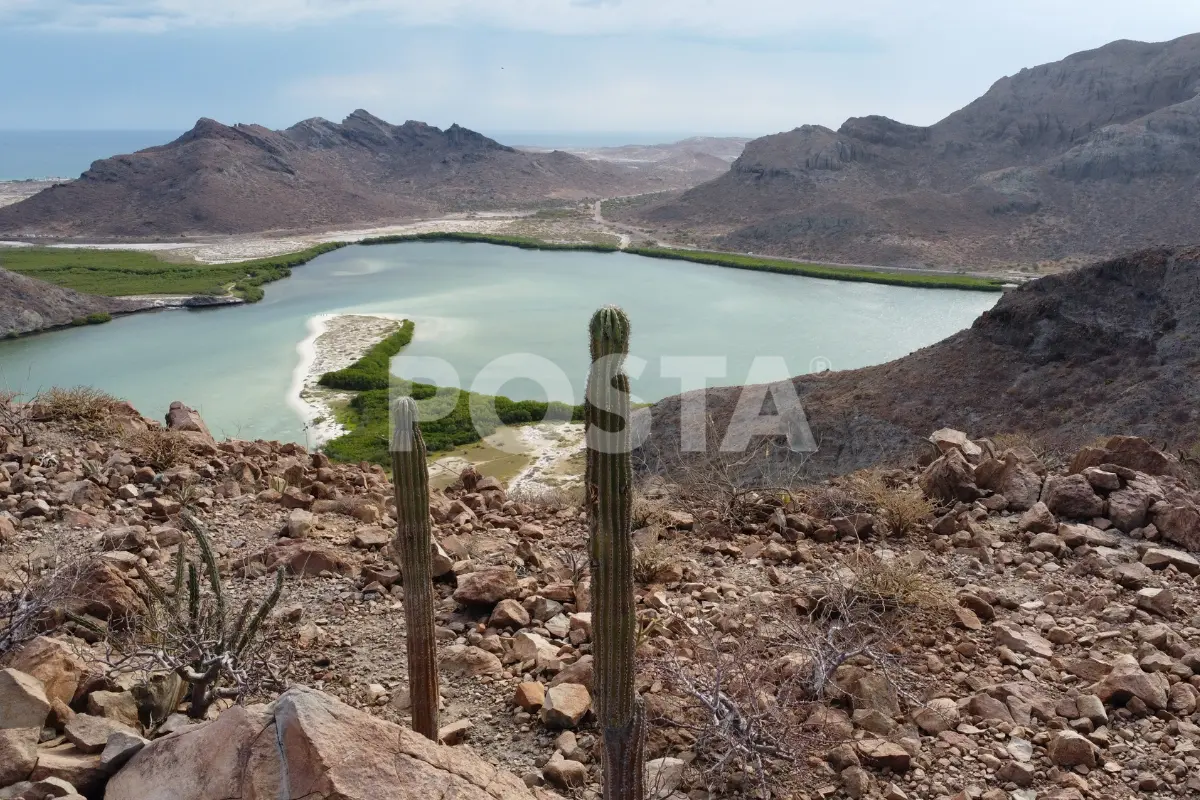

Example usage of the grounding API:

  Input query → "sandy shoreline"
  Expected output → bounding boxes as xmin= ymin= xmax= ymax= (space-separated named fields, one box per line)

xmin=288 ymin=313 xmax=405 ymax=448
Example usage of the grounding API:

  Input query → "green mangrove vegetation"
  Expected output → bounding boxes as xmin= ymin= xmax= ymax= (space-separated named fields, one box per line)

xmin=0 ymin=242 xmax=346 ymax=301
xmin=69 ymin=312 xmax=113 ymax=327
xmin=319 ymin=320 xmax=582 ymax=464
xmin=359 ymin=231 xmax=619 ymax=252
xmin=625 ymin=246 xmax=1006 ymax=291
xmin=318 ymin=321 xmax=415 ymax=391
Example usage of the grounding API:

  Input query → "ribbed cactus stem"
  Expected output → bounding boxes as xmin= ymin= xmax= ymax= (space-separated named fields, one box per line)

xmin=390 ymin=396 xmax=440 ymax=741
xmin=586 ymin=306 xmax=645 ymax=800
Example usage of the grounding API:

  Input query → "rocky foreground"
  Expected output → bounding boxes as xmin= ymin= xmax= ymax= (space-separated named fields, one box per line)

xmin=2 ymin=394 xmax=1200 ymax=799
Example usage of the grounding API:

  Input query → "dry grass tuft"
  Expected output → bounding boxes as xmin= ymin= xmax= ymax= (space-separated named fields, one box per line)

xmin=633 ymin=542 xmax=674 ymax=586
xmin=124 ymin=428 xmax=195 ymax=470
xmin=840 ymin=550 xmax=953 ymax=615
xmin=851 ymin=470 xmax=933 ymax=537
xmin=507 ymin=482 xmax=582 ymax=510
xmin=32 ymin=387 xmax=122 ymax=437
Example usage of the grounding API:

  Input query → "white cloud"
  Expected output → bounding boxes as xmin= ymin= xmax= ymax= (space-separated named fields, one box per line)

xmin=6 ymin=0 xmax=1199 ymax=43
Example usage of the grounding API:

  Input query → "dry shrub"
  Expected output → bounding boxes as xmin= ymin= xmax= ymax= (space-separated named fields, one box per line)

xmin=0 ymin=391 xmax=35 ymax=446
xmin=632 ymin=493 xmax=675 ymax=528
xmin=839 ymin=550 xmax=953 ymax=616
xmin=851 ymin=470 xmax=933 ymax=536
xmin=793 ymin=482 xmax=868 ymax=521
xmin=33 ymin=387 xmax=122 ymax=436
xmin=508 ymin=482 xmax=582 ymax=510
xmin=124 ymin=428 xmax=195 ymax=469
xmin=652 ymin=587 xmax=934 ymax=798
xmin=633 ymin=542 xmax=673 ymax=586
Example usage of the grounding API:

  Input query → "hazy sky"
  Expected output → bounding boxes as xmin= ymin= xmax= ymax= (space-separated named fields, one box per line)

xmin=2 ymin=1 xmax=1199 ymax=139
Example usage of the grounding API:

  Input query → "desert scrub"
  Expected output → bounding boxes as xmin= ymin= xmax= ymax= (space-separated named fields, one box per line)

xmin=2 ymin=243 xmax=345 ymax=299
xmin=317 ymin=320 xmax=414 ymax=391
xmin=30 ymin=387 xmax=122 ymax=436
xmin=852 ymin=470 xmax=934 ymax=536
xmin=625 ymin=246 xmax=1006 ymax=291
xmin=124 ymin=427 xmax=196 ymax=470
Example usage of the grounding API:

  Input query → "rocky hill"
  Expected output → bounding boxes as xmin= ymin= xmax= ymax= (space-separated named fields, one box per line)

xmin=3 ymin=392 xmax=1200 ymax=799
xmin=0 ymin=111 xmax=700 ymax=239
xmin=0 ymin=267 xmax=141 ymax=337
xmin=639 ymin=245 xmax=1200 ymax=477
xmin=623 ymin=34 xmax=1200 ymax=269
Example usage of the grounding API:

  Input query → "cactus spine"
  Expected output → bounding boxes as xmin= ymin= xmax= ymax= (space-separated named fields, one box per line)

xmin=390 ymin=396 xmax=440 ymax=741
xmin=586 ymin=306 xmax=645 ymax=800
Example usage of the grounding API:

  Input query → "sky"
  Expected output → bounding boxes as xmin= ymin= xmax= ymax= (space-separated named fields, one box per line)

xmin=2 ymin=1 xmax=1200 ymax=141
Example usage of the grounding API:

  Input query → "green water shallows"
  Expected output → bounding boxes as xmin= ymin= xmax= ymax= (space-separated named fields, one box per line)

xmin=0 ymin=242 xmax=998 ymax=444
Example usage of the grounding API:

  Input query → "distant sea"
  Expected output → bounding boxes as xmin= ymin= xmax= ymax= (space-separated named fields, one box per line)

xmin=0 ymin=130 xmax=181 ymax=180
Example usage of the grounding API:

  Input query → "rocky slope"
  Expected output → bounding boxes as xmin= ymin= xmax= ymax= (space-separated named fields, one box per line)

xmin=0 ymin=111 xmax=711 ymax=239
xmin=623 ymin=34 xmax=1200 ymax=269
xmin=639 ymin=245 xmax=1200 ymax=478
xmin=0 ymin=268 xmax=142 ymax=337
xmin=2 ymin=398 xmax=1200 ymax=799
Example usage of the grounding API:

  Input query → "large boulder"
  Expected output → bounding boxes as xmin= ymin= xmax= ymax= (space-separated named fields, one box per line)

xmin=104 ymin=686 xmax=550 ymax=800
xmin=1152 ymin=502 xmax=1200 ymax=551
xmin=8 ymin=636 xmax=89 ymax=706
xmin=919 ymin=449 xmax=980 ymax=503
xmin=165 ymin=401 xmax=214 ymax=443
xmin=0 ymin=668 xmax=52 ymax=730
xmin=1043 ymin=474 xmax=1105 ymax=519
xmin=974 ymin=448 xmax=1044 ymax=511
xmin=453 ymin=567 xmax=520 ymax=605
xmin=1070 ymin=436 xmax=1186 ymax=480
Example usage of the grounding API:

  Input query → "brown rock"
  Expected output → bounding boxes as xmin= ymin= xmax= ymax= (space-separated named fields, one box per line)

xmin=1152 ymin=503 xmax=1200 ymax=551
xmin=64 ymin=713 xmax=139 ymax=754
xmin=994 ymin=623 xmax=1053 ymax=659
xmin=453 ymin=566 xmax=520 ymax=605
xmin=0 ymin=727 xmax=38 ymax=786
xmin=1092 ymin=653 xmax=1168 ymax=710
xmin=105 ymin=687 xmax=542 ymax=800
xmin=540 ymin=684 xmax=591 ymax=729
xmin=165 ymin=401 xmax=214 ymax=441
xmin=490 ymin=599 xmax=531 ymax=629
xmin=1142 ymin=546 xmax=1200 ymax=575
xmin=29 ymin=744 xmax=107 ymax=794
xmin=0 ymin=668 xmax=52 ymax=730
xmin=441 ymin=645 xmax=503 ymax=676
xmin=69 ymin=561 xmax=146 ymax=624
xmin=86 ymin=690 xmax=141 ymax=729
xmin=913 ymin=697 xmax=959 ymax=734
xmin=1043 ymin=474 xmax=1105 ymax=519
xmin=549 ymin=656 xmax=594 ymax=691
xmin=856 ymin=739 xmax=911 ymax=772
xmin=1070 ymin=436 xmax=1185 ymax=479
xmin=1018 ymin=501 xmax=1057 ymax=533
xmin=514 ymin=682 xmax=545 ymax=711
xmin=1047 ymin=730 xmax=1097 ymax=768
xmin=975 ymin=450 xmax=1043 ymax=511
xmin=543 ymin=758 xmax=588 ymax=790
xmin=919 ymin=449 xmax=980 ymax=503
xmin=8 ymin=636 xmax=88 ymax=706
xmin=1108 ymin=485 xmax=1152 ymax=532
xmin=243 ymin=542 xmax=356 ymax=577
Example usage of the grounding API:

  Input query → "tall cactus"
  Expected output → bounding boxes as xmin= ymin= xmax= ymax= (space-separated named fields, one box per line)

xmin=390 ymin=396 xmax=440 ymax=740
xmin=585 ymin=306 xmax=646 ymax=800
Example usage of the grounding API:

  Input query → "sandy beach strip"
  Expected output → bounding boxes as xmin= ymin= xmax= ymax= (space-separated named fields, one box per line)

xmin=287 ymin=313 xmax=405 ymax=448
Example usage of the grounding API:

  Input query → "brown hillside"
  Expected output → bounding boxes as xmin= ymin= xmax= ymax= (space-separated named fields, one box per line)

xmin=624 ymin=34 xmax=1200 ymax=269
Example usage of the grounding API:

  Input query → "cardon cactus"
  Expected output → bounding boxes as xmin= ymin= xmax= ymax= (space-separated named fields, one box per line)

xmin=585 ymin=306 xmax=646 ymax=800
xmin=390 ymin=396 xmax=440 ymax=740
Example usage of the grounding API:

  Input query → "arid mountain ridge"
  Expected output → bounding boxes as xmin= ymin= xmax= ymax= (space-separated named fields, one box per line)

xmin=0 ymin=110 xmax=720 ymax=238
xmin=623 ymin=34 xmax=1200 ymax=269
